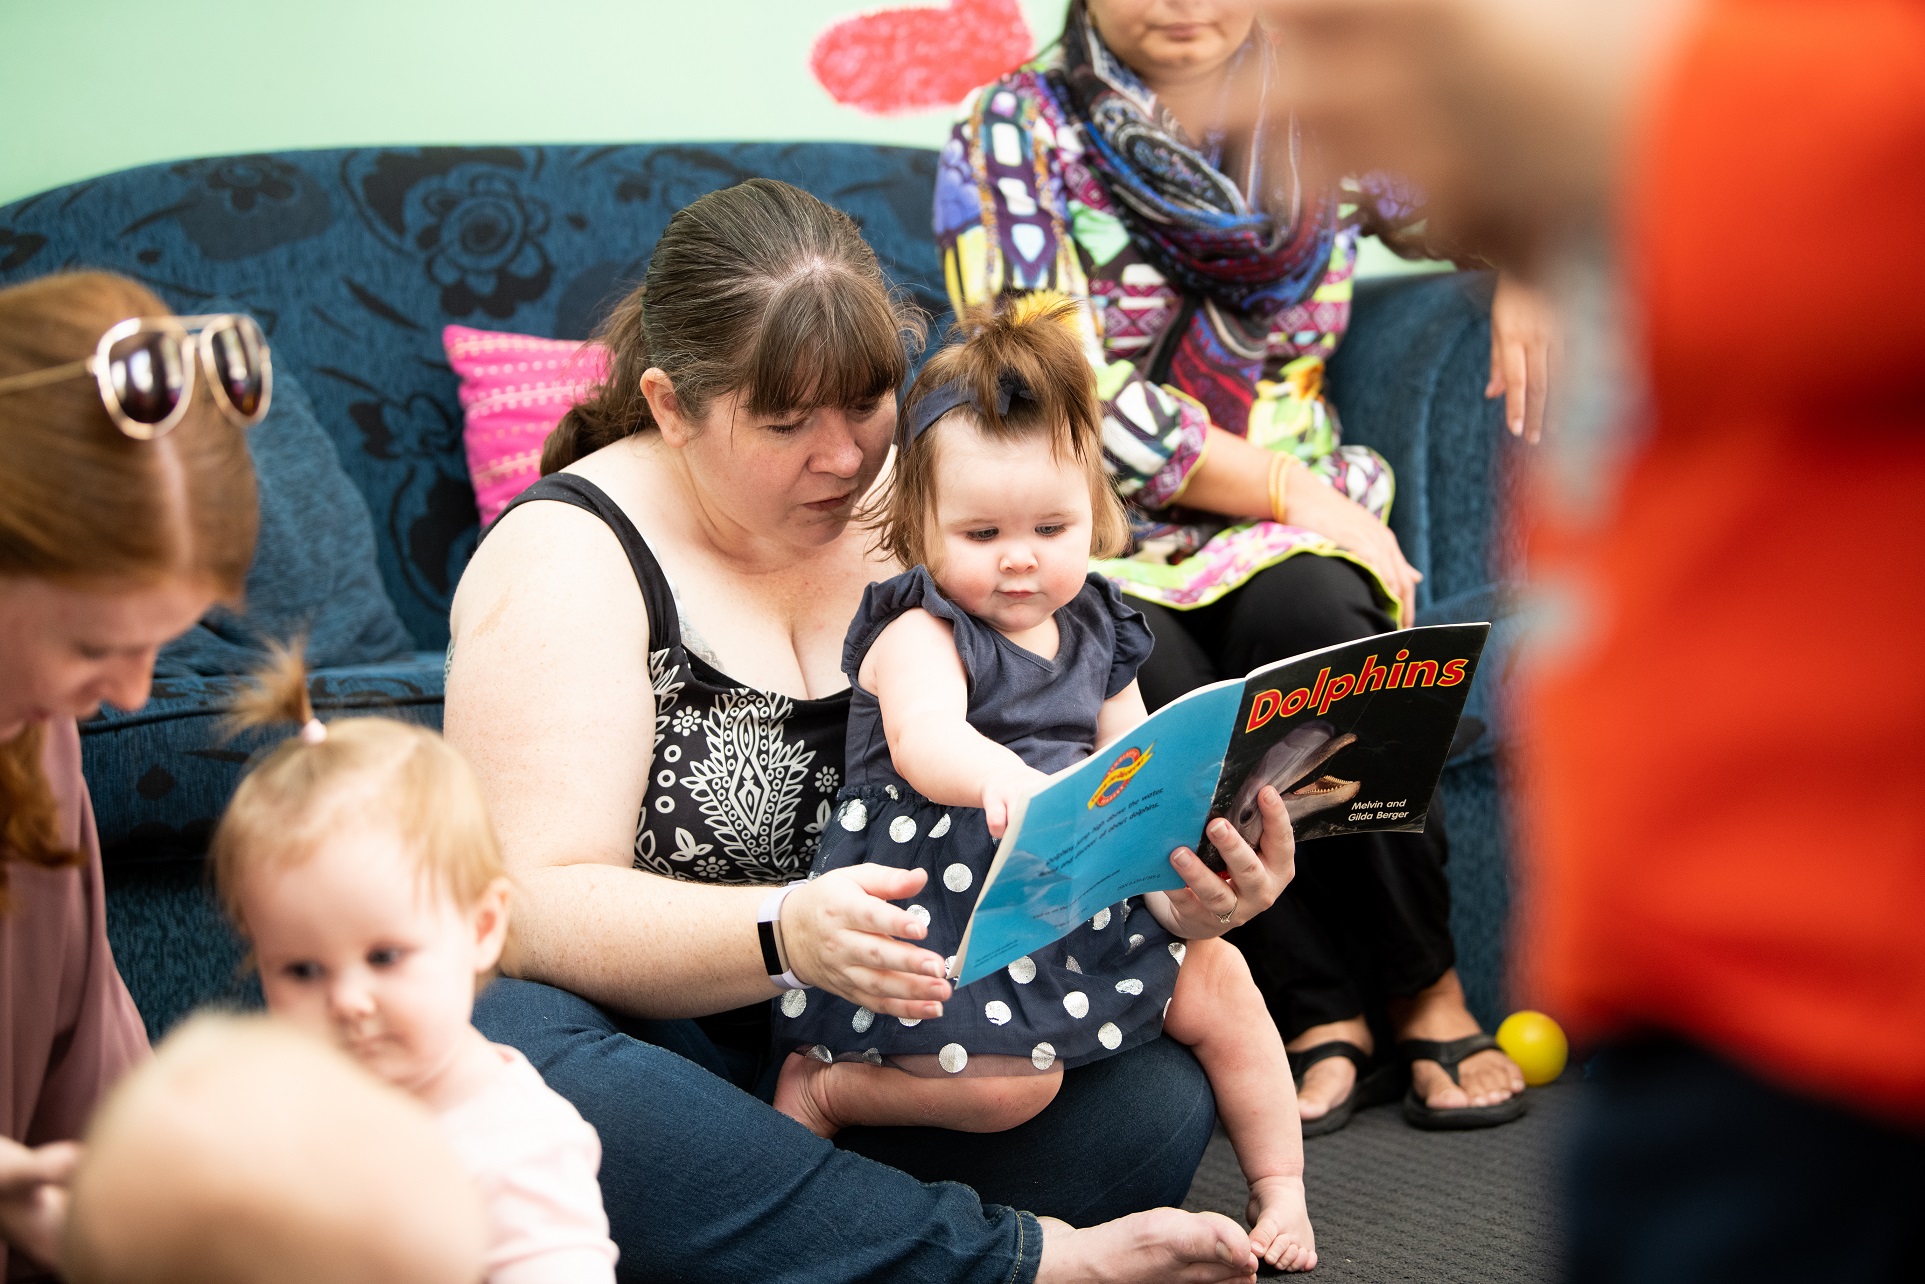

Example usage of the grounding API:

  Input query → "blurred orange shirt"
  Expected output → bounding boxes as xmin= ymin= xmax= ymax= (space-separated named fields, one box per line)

xmin=1520 ymin=0 xmax=1925 ymax=1122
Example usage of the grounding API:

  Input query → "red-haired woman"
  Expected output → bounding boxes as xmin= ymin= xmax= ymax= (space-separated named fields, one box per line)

xmin=0 ymin=271 xmax=264 ymax=1274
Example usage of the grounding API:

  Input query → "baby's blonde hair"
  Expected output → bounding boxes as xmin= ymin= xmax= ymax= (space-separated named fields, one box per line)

xmin=210 ymin=643 xmax=505 ymax=930
xmin=866 ymin=292 xmax=1130 ymax=572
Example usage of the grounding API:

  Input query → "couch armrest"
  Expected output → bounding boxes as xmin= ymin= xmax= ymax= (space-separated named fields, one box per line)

xmin=1325 ymin=271 xmax=1528 ymax=610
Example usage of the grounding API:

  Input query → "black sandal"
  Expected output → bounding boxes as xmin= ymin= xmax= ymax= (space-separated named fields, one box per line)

xmin=1292 ymin=1040 xmax=1395 ymax=1138
xmin=1397 ymin=1032 xmax=1528 ymax=1131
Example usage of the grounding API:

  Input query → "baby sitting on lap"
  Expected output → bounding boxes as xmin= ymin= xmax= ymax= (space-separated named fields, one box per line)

xmin=773 ymin=295 xmax=1316 ymax=1274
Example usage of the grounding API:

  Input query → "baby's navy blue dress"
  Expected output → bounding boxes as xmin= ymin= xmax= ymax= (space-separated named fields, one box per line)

xmin=777 ymin=567 xmax=1185 ymax=1077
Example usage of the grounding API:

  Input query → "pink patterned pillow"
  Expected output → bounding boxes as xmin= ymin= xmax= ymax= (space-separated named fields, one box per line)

xmin=444 ymin=326 xmax=608 ymax=526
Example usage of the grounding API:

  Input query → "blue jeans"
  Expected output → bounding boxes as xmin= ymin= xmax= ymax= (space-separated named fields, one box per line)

xmin=474 ymin=978 xmax=1216 ymax=1284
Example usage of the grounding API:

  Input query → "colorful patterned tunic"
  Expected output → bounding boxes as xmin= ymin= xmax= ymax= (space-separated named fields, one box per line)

xmin=935 ymin=54 xmax=1432 ymax=617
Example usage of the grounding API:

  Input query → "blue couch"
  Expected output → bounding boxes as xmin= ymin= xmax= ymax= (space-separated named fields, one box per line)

xmin=0 ymin=144 xmax=1526 ymax=1037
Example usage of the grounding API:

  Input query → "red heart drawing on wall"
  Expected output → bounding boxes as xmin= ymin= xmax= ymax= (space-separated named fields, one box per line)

xmin=811 ymin=0 xmax=1034 ymax=116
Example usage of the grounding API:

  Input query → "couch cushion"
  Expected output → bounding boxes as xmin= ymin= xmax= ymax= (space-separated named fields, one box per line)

xmin=157 ymin=364 xmax=415 ymax=676
xmin=82 ymin=652 xmax=446 ymax=863
xmin=446 ymin=325 xmax=605 ymax=525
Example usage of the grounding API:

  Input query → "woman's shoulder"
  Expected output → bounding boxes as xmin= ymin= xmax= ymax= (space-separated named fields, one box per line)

xmin=450 ymin=473 xmax=655 ymax=671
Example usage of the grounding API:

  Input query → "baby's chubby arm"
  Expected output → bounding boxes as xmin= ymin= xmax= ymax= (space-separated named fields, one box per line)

xmin=1093 ymin=680 xmax=1149 ymax=749
xmin=859 ymin=609 xmax=1047 ymax=837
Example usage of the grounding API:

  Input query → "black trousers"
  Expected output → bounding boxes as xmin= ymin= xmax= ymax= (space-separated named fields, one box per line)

xmin=1132 ymin=555 xmax=1456 ymax=1041
xmin=1566 ymin=1036 xmax=1925 ymax=1283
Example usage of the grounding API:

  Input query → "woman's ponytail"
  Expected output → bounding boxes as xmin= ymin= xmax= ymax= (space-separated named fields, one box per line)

xmin=541 ymin=289 xmax=657 ymax=475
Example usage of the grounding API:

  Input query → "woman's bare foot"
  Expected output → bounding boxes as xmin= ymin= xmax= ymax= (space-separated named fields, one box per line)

xmin=772 ymin=1052 xmax=840 ymax=1139
xmin=1389 ymin=971 xmax=1525 ymax=1110
xmin=1037 ymin=1208 xmax=1257 ymax=1284
xmin=1245 ymin=1174 xmax=1318 ymax=1272
xmin=1286 ymin=1018 xmax=1372 ymax=1122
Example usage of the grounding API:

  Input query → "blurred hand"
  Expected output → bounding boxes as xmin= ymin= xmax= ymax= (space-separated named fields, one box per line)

xmin=780 ymin=866 xmax=953 ymax=1019
xmin=1487 ymin=272 xmax=1558 ymax=442
xmin=1281 ymin=464 xmax=1421 ymax=623
xmin=0 ymin=1138 xmax=79 ymax=1270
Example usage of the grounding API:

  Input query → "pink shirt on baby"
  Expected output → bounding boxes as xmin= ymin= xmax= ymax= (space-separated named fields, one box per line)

xmin=438 ymin=1043 xmax=618 ymax=1284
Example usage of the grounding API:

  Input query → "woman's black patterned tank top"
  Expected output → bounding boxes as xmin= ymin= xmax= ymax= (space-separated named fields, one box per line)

xmin=484 ymin=475 xmax=850 ymax=885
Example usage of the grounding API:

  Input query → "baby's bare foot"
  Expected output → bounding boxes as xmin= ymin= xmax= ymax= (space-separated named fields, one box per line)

xmin=1246 ymin=1175 xmax=1317 ymax=1273
xmin=772 ymin=1052 xmax=840 ymax=1139
xmin=1036 ymin=1208 xmax=1256 ymax=1284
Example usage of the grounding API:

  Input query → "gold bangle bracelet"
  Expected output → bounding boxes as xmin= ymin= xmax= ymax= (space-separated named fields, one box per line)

xmin=1268 ymin=454 xmax=1290 ymax=524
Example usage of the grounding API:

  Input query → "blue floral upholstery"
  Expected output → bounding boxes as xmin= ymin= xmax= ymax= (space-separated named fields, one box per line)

xmin=0 ymin=145 xmax=1523 ymax=1035
xmin=0 ymin=145 xmax=947 ymax=647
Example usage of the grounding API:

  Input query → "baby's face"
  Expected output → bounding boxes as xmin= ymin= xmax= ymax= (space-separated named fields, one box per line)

xmin=241 ymin=825 xmax=499 ymax=1098
xmin=929 ymin=419 xmax=1094 ymax=636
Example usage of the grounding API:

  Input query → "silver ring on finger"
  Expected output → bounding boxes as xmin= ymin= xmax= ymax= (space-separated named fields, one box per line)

xmin=1215 ymin=909 xmax=1233 ymax=925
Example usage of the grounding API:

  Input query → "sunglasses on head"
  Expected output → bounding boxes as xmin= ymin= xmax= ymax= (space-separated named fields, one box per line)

xmin=0 ymin=313 xmax=272 ymax=440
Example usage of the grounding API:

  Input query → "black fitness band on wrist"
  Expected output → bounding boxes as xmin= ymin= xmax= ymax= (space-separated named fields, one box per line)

xmin=756 ymin=918 xmax=785 ymax=978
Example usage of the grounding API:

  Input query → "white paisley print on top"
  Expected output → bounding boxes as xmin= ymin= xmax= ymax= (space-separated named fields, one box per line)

xmin=633 ymin=647 xmax=827 ymax=884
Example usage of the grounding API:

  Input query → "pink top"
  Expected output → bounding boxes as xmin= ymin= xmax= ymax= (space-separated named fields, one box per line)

xmin=1 ymin=719 xmax=149 ymax=1276
xmin=439 ymin=1042 xmax=618 ymax=1284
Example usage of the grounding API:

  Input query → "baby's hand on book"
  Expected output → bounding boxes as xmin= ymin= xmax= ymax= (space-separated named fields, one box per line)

xmin=982 ymin=765 xmax=1051 ymax=840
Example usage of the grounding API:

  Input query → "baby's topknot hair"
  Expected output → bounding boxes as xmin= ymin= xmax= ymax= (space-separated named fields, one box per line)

xmin=220 ymin=639 xmax=316 ymax=739
xmin=210 ymin=642 xmax=507 ymax=929
xmin=937 ymin=292 xmax=1092 ymax=447
xmin=868 ymin=291 xmax=1128 ymax=570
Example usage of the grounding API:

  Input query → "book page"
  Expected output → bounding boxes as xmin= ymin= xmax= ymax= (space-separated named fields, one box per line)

xmin=952 ymin=680 xmax=1242 ymax=986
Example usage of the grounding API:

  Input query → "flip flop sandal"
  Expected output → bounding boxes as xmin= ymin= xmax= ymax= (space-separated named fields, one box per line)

xmin=1292 ymin=1040 xmax=1396 ymax=1138
xmin=1397 ymin=1032 xmax=1529 ymax=1131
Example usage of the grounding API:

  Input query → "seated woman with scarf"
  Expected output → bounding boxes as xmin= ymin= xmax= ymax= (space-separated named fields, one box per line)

xmin=937 ymin=0 xmax=1548 ymax=1131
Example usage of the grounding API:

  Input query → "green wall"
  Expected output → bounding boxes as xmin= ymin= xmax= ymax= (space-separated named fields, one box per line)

xmin=0 ymin=0 xmax=1424 ymax=273
xmin=0 ymin=1 xmax=1066 ymax=207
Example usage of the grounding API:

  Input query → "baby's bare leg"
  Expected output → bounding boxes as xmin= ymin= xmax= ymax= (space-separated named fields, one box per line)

xmin=774 ymin=1052 xmax=1063 ymax=1138
xmin=1164 ymin=938 xmax=1317 ymax=1273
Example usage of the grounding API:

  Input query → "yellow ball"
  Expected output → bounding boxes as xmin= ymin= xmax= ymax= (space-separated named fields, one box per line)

xmin=1495 ymin=1010 xmax=1569 ymax=1086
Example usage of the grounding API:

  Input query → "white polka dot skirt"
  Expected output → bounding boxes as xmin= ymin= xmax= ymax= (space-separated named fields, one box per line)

xmin=778 ymin=783 xmax=1182 ymax=1076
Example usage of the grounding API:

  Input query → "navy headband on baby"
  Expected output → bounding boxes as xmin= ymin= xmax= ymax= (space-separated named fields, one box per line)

xmin=903 ymin=371 xmax=1036 ymax=444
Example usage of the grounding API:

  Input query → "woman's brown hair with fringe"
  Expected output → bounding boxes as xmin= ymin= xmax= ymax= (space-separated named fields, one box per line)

xmin=1 ymin=272 xmax=259 ymax=886
xmin=868 ymin=293 xmax=1129 ymax=571
xmin=210 ymin=644 xmax=506 ymax=930
xmin=542 ymin=178 xmax=925 ymax=473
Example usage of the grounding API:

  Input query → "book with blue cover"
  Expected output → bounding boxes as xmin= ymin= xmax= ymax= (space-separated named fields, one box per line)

xmin=950 ymin=622 xmax=1490 ymax=986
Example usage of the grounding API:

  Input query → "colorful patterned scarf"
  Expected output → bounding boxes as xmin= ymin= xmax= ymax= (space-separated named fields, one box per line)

xmin=1048 ymin=2 xmax=1338 ymax=323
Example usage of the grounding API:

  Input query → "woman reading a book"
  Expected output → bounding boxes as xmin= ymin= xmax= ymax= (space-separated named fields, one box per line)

xmin=444 ymin=178 xmax=1300 ymax=1284
xmin=937 ymin=0 xmax=1534 ymax=1130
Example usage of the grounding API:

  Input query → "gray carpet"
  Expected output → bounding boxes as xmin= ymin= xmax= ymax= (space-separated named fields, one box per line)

xmin=1183 ymin=1080 xmax=1577 ymax=1282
